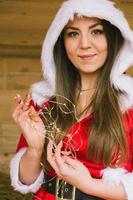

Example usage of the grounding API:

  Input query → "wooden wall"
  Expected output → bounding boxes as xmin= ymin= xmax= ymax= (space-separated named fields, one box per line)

xmin=0 ymin=0 xmax=133 ymax=173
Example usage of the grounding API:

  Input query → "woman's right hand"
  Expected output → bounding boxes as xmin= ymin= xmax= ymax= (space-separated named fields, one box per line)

xmin=12 ymin=93 xmax=45 ymax=154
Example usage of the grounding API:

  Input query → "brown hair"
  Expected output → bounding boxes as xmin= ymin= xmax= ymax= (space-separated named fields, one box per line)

xmin=88 ymin=20 xmax=128 ymax=165
xmin=41 ymin=19 xmax=128 ymax=170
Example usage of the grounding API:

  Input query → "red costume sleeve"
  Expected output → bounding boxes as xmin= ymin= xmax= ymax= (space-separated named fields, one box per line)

xmin=129 ymin=108 xmax=133 ymax=164
xmin=16 ymin=134 xmax=27 ymax=152
xmin=124 ymin=107 xmax=133 ymax=165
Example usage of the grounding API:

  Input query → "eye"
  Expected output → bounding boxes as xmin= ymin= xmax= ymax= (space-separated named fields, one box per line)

xmin=91 ymin=29 xmax=104 ymax=36
xmin=67 ymin=32 xmax=79 ymax=38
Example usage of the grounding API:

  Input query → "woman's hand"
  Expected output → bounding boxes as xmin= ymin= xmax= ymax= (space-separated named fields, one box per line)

xmin=47 ymin=140 xmax=93 ymax=193
xmin=12 ymin=94 xmax=45 ymax=153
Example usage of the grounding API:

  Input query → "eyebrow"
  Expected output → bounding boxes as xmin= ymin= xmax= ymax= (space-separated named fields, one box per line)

xmin=65 ymin=23 xmax=102 ymax=31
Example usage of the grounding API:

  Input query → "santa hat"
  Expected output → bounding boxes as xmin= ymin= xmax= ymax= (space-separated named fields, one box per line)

xmin=31 ymin=0 xmax=133 ymax=112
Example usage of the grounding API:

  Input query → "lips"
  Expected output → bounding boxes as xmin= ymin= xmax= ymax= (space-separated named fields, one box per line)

xmin=78 ymin=54 xmax=96 ymax=61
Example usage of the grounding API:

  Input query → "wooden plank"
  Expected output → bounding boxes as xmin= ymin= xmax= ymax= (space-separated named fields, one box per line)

xmin=119 ymin=4 xmax=133 ymax=17
xmin=0 ymin=44 xmax=41 ymax=57
xmin=0 ymin=57 xmax=41 ymax=73
xmin=1 ymin=123 xmax=20 ymax=137
xmin=6 ymin=73 xmax=42 ymax=90
xmin=0 ymin=105 xmax=14 ymax=122
xmin=0 ymin=58 xmax=5 ymax=72
xmin=0 ymin=137 xmax=19 ymax=153
xmin=0 ymin=154 xmax=14 ymax=174
xmin=0 ymin=74 xmax=6 ymax=90
xmin=114 ymin=0 xmax=133 ymax=4
xmin=0 ymin=145 xmax=18 ymax=154
xmin=0 ymin=29 xmax=45 ymax=46
xmin=121 ymin=0 xmax=133 ymax=3
xmin=0 ymin=1 xmax=62 ymax=30
xmin=0 ymin=14 xmax=54 ymax=31
xmin=0 ymin=90 xmax=28 ymax=106
xmin=0 ymin=0 xmax=62 ymax=14
xmin=0 ymin=90 xmax=28 ymax=122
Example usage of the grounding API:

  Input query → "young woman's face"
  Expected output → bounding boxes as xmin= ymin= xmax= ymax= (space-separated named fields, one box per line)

xmin=64 ymin=17 xmax=108 ymax=75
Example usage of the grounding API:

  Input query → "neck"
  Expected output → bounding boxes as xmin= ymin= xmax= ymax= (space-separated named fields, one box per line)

xmin=79 ymin=70 xmax=100 ymax=91
xmin=75 ymin=71 xmax=100 ymax=119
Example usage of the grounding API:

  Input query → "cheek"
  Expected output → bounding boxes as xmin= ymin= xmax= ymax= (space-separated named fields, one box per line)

xmin=99 ymin=48 xmax=108 ymax=65
xmin=64 ymin=38 xmax=78 ymax=56
xmin=96 ymin=38 xmax=108 ymax=53
xmin=94 ymin=38 xmax=108 ymax=65
xmin=64 ymin=42 xmax=76 ymax=59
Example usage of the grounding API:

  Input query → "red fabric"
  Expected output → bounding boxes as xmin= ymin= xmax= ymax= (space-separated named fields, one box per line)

xmin=16 ymin=102 xmax=133 ymax=200
xmin=16 ymin=134 xmax=27 ymax=152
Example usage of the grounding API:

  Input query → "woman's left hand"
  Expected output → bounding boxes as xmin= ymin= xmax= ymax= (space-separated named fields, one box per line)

xmin=47 ymin=140 xmax=94 ymax=192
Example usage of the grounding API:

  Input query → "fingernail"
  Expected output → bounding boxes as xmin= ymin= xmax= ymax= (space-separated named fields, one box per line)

xmin=27 ymin=93 xmax=31 ymax=100
xmin=14 ymin=94 xmax=21 ymax=103
xmin=14 ymin=94 xmax=20 ymax=99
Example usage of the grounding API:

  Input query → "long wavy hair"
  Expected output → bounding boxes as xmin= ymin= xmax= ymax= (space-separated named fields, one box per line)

xmin=42 ymin=19 xmax=128 ymax=170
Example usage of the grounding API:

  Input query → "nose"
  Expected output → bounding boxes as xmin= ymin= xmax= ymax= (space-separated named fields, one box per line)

xmin=80 ymin=34 xmax=92 ymax=49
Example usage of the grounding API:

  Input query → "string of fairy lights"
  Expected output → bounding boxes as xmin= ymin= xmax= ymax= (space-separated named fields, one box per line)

xmin=32 ymin=95 xmax=83 ymax=199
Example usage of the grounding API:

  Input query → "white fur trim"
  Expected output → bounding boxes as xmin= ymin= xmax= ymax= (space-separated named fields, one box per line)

xmin=121 ymin=173 xmax=133 ymax=200
xmin=10 ymin=148 xmax=44 ymax=194
xmin=101 ymin=167 xmax=127 ymax=186
xmin=118 ymin=75 xmax=133 ymax=112
xmin=31 ymin=0 xmax=133 ymax=111
xmin=31 ymin=80 xmax=54 ymax=105
xmin=101 ymin=167 xmax=133 ymax=199
xmin=101 ymin=167 xmax=126 ymax=185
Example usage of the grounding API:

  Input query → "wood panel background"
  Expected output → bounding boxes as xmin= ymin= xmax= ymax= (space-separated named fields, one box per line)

xmin=0 ymin=0 xmax=133 ymax=174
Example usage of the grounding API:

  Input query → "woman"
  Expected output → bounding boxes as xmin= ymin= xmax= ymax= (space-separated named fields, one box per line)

xmin=10 ymin=0 xmax=133 ymax=199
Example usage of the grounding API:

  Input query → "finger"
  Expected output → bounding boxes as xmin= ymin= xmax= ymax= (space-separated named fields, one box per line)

xmin=54 ymin=141 xmax=65 ymax=168
xmin=54 ymin=141 xmax=71 ymax=177
xmin=55 ymin=141 xmax=63 ymax=157
xmin=29 ymin=106 xmax=41 ymax=122
xmin=14 ymin=94 xmax=22 ymax=104
xmin=47 ymin=140 xmax=60 ymax=175
xmin=62 ymin=156 xmax=82 ymax=168
xmin=17 ymin=110 xmax=29 ymax=126
xmin=61 ymin=150 xmax=71 ymax=156
xmin=12 ymin=100 xmax=24 ymax=123
xmin=23 ymin=93 xmax=31 ymax=111
xmin=14 ymin=94 xmax=23 ymax=109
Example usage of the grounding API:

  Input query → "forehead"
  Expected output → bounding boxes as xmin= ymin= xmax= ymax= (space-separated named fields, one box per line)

xmin=66 ymin=16 xmax=102 ymax=27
